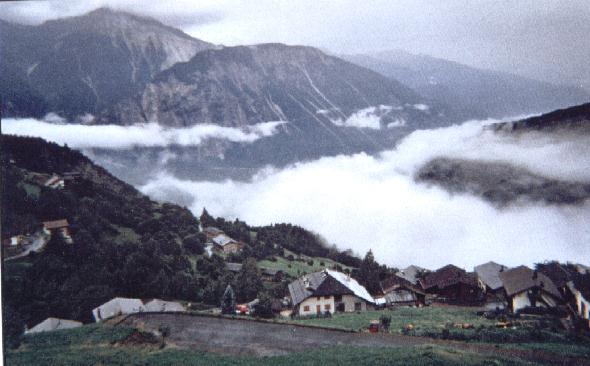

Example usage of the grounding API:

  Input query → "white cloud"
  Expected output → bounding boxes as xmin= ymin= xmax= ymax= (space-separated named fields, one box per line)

xmin=139 ymin=119 xmax=590 ymax=269
xmin=2 ymin=118 xmax=285 ymax=149
xmin=331 ymin=105 xmax=395 ymax=130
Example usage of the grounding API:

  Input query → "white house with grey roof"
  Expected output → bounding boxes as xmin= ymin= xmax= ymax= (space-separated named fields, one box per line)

xmin=288 ymin=269 xmax=375 ymax=316
xmin=92 ymin=297 xmax=145 ymax=322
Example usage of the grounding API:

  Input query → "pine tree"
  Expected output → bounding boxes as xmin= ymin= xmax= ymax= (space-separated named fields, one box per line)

xmin=221 ymin=285 xmax=236 ymax=314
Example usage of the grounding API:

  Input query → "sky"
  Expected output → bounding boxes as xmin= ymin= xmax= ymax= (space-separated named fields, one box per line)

xmin=1 ymin=0 xmax=589 ymax=88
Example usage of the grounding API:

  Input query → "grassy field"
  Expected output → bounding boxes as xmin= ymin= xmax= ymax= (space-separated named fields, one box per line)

xmin=6 ymin=323 xmax=537 ymax=366
xmin=288 ymin=306 xmax=498 ymax=332
xmin=258 ymin=250 xmax=353 ymax=277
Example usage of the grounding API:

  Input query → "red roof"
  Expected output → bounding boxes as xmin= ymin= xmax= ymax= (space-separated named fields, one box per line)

xmin=43 ymin=219 xmax=69 ymax=229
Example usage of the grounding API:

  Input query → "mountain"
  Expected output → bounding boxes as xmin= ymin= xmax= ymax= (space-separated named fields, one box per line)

xmin=342 ymin=50 xmax=589 ymax=121
xmin=0 ymin=8 xmax=214 ymax=119
xmin=415 ymin=103 xmax=590 ymax=205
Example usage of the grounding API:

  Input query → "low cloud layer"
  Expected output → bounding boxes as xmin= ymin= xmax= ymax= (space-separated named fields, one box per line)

xmin=139 ymin=120 xmax=590 ymax=269
xmin=3 ymin=118 xmax=285 ymax=149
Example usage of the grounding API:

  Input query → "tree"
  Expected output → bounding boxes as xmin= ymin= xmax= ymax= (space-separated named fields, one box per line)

xmin=3 ymin=303 xmax=24 ymax=349
xmin=221 ymin=285 xmax=236 ymax=314
xmin=200 ymin=208 xmax=216 ymax=228
xmin=183 ymin=234 xmax=205 ymax=255
xmin=235 ymin=258 xmax=263 ymax=302
xmin=252 ymin=293 xmax=273 ymax=318
xmin=357 ymin=250 xmax=382 ymax=295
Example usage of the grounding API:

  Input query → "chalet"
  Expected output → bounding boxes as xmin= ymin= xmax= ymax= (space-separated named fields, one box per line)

xmin=26 ymin=318 xmax=82 ymax=334
xmin=536 ymin=262 xmax=577 ymax=298
xmin=499 ymin=266 xmax=562 ymax=313
xmin=474 ymin=261 xmax=508 ymax=309
xmin=144 ymin=299 xmax=185 ymax=312
xmin=380 ymin=274 xmax=425 ymax=306
xmin=211 ymin=234 xmax=244 ymax=254
xmin=396 ymin=265 xmax=426 ymax=285
xmin=567 ymin=276 xmax=590 ymax=329
xmin=43 ymin=219 xmax=73 ymax=243
xmin=203 ymin=227 xmax=224 ymax=240
xmin=44 ymin=175 xmax=64 ymax=189
xmin=419 ymin=264 xmax=481 ymax=305
xmin=92 ymin=297 xmax=145 ymax=322
xmin=288 ymin=269 xmax=375 ymax=316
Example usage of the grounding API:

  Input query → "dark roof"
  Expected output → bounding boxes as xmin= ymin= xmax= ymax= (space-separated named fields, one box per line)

xmin=474 ymin=261 xmax=507 ymax=290
xmin=536 ymin=262 xmax=576 ymax=288
xmin=499 ymin=266 xmax=562 ymax=299
xmin=288 ymin=270 xmax=374 ymax=306
xmin=43 ymin=219 xmax=69 ymax=229
xmin=381 ymin=275 xmax=425 ymax=295
xmin=288 ymin=271 xmax=330 ymax=306
xmin=571 ymin=274 xmax=590 ymax=300
xmin=420 ymin=264 xmax=477 ymax=290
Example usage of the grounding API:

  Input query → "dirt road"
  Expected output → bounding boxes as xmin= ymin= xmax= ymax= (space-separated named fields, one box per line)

xmin=118 ymin=313 xmax=590 ymax=365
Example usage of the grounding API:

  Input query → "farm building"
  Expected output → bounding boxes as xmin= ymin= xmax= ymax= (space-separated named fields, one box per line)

xmin=211 ymin=234 xmax=244 ymax=254
xmin=43 ymin=219 xmax=73 ymax=243
xmin=419 ymin=264 xmax=481 ymax=305
xmin=396 ymin=265 xmax=426 ymax=285
xmin=144 ymin=299 xmax=185 ymax=312
xmin=44 ymin=175 xmax=64 ymax=189
xmin=92 ymin=297 xmax=145 ymax=322
xmin=26 ymin=318 xmax=82 ymax=334
xmin=203 ymin=226 xmax=224 ymax=239
xmin=474 ymin=261 xmax=508 ymax=309
xmin=499 ymin=266 xmax=562 ymax=313
xmin=288 ymin=269 xmax=375 ymax=316
xmin=380 ymin=274 xmax=425 ymax=306
xmin=226 ymin=262 xmax=284 ymax=282
xmin=536 ymin=262 xmax=577 ymax=298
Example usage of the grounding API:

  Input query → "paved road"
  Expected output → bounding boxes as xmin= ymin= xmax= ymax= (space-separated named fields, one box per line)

xmin=118 ymin=313 xmax=590 ymax=365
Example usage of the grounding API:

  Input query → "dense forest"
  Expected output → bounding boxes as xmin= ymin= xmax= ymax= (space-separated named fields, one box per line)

xmin=1 ymin=135 xmax=390 ymax=340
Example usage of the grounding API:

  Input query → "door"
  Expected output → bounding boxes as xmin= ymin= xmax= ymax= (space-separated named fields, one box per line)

xmin=316 ymin=305 xmax=321 ymax=314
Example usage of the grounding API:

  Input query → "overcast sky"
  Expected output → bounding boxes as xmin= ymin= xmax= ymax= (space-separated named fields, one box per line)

xmin=1 ymin=0 xmax=589 ymax=87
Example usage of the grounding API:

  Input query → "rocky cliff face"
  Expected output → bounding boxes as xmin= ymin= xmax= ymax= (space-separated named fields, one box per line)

xmin=0 ymin=8 xmax=214 ymax=119
xmin=101 ymin=43 xmax=444 ymax=129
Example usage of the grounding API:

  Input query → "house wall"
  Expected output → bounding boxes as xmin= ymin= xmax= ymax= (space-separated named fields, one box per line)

xmin=298 ymin=296 xmax=335 ymax=315
xmin=341 ymin=294 xmax=369 ymax=312
xmin=223 ymin=243 xmax=242 ymax=254
xmin=512 ymin=292 xmax=532 ymax=312
xmin=575 ymin=292 xmax=590 ymax=320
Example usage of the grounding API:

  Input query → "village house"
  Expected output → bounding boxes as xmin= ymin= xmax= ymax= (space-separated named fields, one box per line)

xmin=203 ymin=226 xmax=224 ymax=240
xmin=3 ymin=235 xmax=26 ymax=246
xmin=288 ymin=269 xmax=375 ymax=316
xmin=92 ymin=297 xmax=145 ymax=322
xmin=474 ymin=261 xmax=508 ymax=309
xmin=380 ymin=274 xmax=425 ymax=307
xmin=26 ymin=317 xmax=82 ymax=334
xmin=225 ymin=262 xmax=284 ymax=282
xmin=396 ymin=265 xmax=426 ymax=285
xmin=419 ymin=264 xmax=481 ymax=305
xmin=536 ymin=261 xmax=577 ymax=298
xmin=567 ymin=276 xmax=590 ymax=329
xmin=144 ymin=299 xmax=185 ymax=312
xmin=43 ymin=219 xmax=73 ymax=243
xmin=499 ymin=266 xmax=562 ymax=313
xmin=211 ymin=234 xmax=244 ymax=254
xmin=44 ymin=174 xmax=65 ymax=189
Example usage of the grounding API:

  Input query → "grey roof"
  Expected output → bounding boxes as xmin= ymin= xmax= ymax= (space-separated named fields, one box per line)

xmin=204 ymin=227 xmax=223 ymax=234
xmin=212 ymin=234 xmax=237 ymax=246
xmin=396 ymin=265 xmax=425 ymax=284
xmin=144 ymin=299 xmax=185 ymax=312
xmin=474 ymin=261 xmax=507 ymax=290
xmin=288 ymin=270 xmax=374 ymax=306
xmin=226 ymin=263 xmax=243 ymax=272
xmin=288 ymin=271 xmax=328 ymax=306
xmin=498 ymin=266 xmax=562 ymax=299
xmin=92 ymin=297 xmax=145 ymax=322
xmin=27 ymin=318 xmax=82 ymax=334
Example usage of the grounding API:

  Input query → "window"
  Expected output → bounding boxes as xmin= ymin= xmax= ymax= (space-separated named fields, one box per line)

xmin=334 ymin=295 xmax=342 ymax=302
xmin=324 ymin=304 xmax=331 ymax=311
xmin=316 ymin=296 xmax=321 ymax=300
xmin=354 ymin=302 xmax=362 ymax=311
xmin=303 ymin=305 xmax=310 ymax=312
